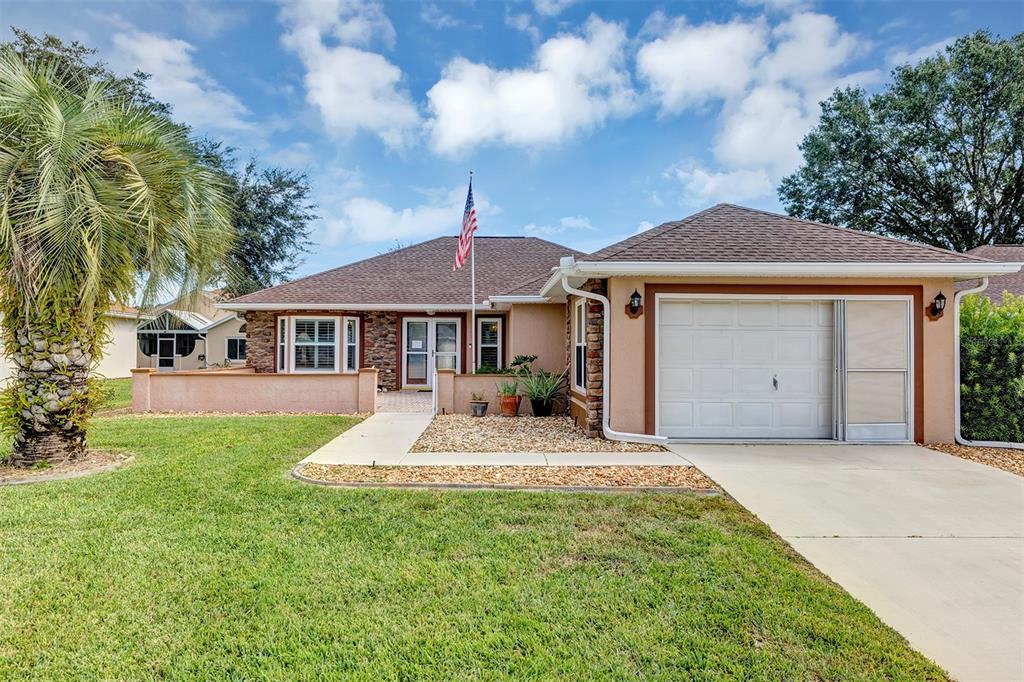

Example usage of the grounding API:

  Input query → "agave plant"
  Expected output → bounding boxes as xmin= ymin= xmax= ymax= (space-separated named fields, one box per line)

xmin=0 ymin=51 xmax=233 ymax=465
xmin=520 ymin=369 xmax=568 ymax=404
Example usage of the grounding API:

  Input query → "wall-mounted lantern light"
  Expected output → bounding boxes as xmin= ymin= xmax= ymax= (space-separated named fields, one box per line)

xmin=626 ymin=289 xmax=644 ymax=319
xmin=927 ymin=291 xmax=947 ymax=320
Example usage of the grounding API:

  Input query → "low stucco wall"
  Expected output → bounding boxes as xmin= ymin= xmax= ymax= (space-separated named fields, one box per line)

xmin=132 ymin=367 xmax=377 ymax=414
xmin=434 ymin=370 xmax=540 ymax=416
xmin=508 ymin=303 xmax=567 ymax=373
xmin=604 ymin=275 xmax=957 ymax=444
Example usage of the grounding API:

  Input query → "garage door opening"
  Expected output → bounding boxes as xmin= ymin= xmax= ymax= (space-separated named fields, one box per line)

xmin=656 ymin=295 xmax=912 ymax=442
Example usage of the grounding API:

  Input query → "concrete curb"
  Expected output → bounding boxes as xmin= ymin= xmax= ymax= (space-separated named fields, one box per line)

xmin=291 ymin=464 xmax=721 ymax=495
xmin=0 ymin=453 xmax=134 ymax=487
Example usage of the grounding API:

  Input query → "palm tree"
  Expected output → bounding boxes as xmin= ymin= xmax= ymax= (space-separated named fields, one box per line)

xmin=0 ymin=51 xmax=233 ymax=466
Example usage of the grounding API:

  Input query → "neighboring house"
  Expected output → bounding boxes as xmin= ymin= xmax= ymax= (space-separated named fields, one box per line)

xmin=956 ymin=245 xmax=1024 ymax=303
xmin=220 ymin=204 xmax=1021 ymax=445
xmin=0 ymin=304 xmax=152 ymax=382
xmin=136 ymin=290 xmax=247 ymax=371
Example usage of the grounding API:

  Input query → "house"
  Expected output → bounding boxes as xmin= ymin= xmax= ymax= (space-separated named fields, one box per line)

xmin=136 ymin=290 xmax=247 ymax=371
xmin=0 ymin=304 xmax=151 ymax=382
xmin=956 ymin=245 xmax=1024 ymax=303
xmin=219 ymin=204 xmax=1021 ymax=444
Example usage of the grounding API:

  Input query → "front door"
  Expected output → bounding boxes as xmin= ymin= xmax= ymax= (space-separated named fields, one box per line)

xmin=403 ymin=318 xmax=460 ymax=388
xmin=157 ymin=337 xmax=176 ymax=371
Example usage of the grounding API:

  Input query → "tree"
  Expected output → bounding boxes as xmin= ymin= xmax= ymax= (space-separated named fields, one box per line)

xmin=3 ymin=30 xmax=316 ymax=297
xmin=0 ymin=52 xmax=233 ymax=465
xmin=779 ymin=32 xmax=1024 ymax=251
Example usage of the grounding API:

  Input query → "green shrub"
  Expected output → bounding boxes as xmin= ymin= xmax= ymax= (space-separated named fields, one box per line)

xmin=959 ymin=293 xmax=1024 ymax=443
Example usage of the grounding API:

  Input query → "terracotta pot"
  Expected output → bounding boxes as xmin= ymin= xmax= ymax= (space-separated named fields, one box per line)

xmin=499 ymin=395 xmax=520 ymax=417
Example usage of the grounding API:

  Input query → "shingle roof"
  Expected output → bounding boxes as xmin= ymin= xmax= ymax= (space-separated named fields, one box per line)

xmin=957 ymin=245 xmax=1024 ymax=303
xmin=228 ymin=236 xmax=581 ymax=307
xmin=586 ymin=204 xmax=994 ymax=264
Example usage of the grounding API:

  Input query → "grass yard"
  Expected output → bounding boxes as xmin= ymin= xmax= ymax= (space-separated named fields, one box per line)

xmin=97 ymin=376 xmax=133 ymax=412
xmin=0 ymin=415 xmax=947 ymax=679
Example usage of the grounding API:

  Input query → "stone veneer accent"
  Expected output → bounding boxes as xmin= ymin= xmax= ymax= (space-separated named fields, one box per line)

xmin=244 ymin=310 xmax=400 ymax=390
xmin=565 ymin=279 xmax=607 ymax=437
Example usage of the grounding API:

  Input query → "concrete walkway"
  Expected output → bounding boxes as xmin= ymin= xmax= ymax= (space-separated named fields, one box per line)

xmin=669 ymin=442 xmax=1024 ymax=682
xmin=300 ymin=412 xmax=691 ymax=466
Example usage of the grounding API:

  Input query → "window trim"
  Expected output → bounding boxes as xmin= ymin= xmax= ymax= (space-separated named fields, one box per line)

xmin=225 ymin=336 xmax=247 ymax=363
xmin=476 ymin=317 xmax=502 ymax=370
xmin=573 ymin=298 xmax=586 ymax=391
xmin=343 ymin=316 xmax=359 ymax=373
xmin=277 ymin=317 xmax=288 ymax=372
xmin=290 ymin=316 xmax=340 ymax=373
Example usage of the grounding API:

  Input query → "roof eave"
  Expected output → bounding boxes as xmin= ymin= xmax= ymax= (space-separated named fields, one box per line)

xmin=215 ymin=302 xmax=494 ymax=312
xmin=556 ymin=260 xmax=1023 ymax=280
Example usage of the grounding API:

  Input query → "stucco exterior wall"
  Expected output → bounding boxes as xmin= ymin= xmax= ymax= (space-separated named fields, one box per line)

xmin=507 ymin=303 xmax=566 ymax=373
xmin=95 ymin=317 xmax=140 ymax=378
xmin=605 ymin=276 xmax=957 ymax=444
xmin=204 ymin=316 xmax=246 ymax=367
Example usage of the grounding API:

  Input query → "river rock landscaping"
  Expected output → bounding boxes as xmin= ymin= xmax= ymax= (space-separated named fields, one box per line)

xmin=929 ymin=442 xmax=1024 ymax=477
xmin=411 ymin=415 xmax=665 ymax=453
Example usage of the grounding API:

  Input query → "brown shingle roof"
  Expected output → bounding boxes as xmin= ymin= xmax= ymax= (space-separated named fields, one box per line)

xmin=957 ymin=245 xmax=1024 ymax=303
xmin=228 ymin=236 xmax=581 ymax=307
xmin=586 ymin=204 xmax=993 ymax=264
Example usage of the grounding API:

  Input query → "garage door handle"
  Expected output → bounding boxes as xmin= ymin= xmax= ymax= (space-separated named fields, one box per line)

xmin=773 ymin=375 xmax=779 ymax=390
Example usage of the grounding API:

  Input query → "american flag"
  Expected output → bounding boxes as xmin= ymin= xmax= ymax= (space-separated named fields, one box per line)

xmin=453 ymin=178 xmax=477 ymax=271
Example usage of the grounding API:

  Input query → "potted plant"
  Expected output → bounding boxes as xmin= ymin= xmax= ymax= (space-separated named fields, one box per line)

xmin=496 ymin=379 xmax=520 ymax=417
xmin=469 ymin=392 xmax=489 ymax=417
xmin=521 ymin=368 xmax=568 ymax=417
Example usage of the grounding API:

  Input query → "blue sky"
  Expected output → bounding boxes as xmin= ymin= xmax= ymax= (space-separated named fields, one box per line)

xmin=4 ymin=0 xmax=1022 ymax=277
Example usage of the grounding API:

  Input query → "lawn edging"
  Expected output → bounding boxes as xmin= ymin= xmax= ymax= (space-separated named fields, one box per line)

xmin=0 ymin=452 xmax=134 ymax=486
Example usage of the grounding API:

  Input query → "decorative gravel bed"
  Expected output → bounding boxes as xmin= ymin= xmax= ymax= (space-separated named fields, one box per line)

xmin=0 ymin=450 xmax=132 ymax=485
xmin=298 ymin=463 xmax=718 ymax=490
xmin=411 ymin=415 xmax=665 ymax=453
xmin=929 ymin=442 xmax=1024 ymax=477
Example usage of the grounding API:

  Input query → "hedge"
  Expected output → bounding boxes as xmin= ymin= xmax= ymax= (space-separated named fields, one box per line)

xmin=959 ymin=293 xmax=1024 ymax=443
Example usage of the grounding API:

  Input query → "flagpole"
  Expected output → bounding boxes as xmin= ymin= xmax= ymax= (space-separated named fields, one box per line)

xmin=469 ymin=170 xmax=476 ymax=374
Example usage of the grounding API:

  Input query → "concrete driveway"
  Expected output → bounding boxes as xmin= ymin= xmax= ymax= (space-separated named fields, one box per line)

xmin=668 ymin=443 xmax=1024 ymax=682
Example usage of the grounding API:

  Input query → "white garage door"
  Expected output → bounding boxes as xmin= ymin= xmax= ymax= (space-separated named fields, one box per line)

xmin=658 ymin=299 xmax=834 ymax=439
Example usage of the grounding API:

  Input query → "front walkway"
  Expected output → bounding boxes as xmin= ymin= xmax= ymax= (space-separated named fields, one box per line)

xmin=300 ymin=413 xmax=690 ymax=466
xmin=669 ymin=442 xmax=1024 ymax=682
xmin=376 ymin=390 xmax=432 ymax=413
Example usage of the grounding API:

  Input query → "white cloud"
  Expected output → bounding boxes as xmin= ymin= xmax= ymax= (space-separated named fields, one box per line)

xmin=887 ymin=37 xmax=954 ymax=66
xmin=637 ymin=17 xmax=767 ymax=113
xmin=713 ymin=85 xmax=813 ymax=177
xmin=265 ymin=141 xmax=317 ymax=168
xmin=109 ymin=30 xmax=252 ymax=132
xmin=667 ymin=162 xmax=774 ymax=206
xmin=759 ymin=12 xmax=864 ymax=87
xmin=636 ymin=220 xmax=655 ymax=234
xmin=533 ymin=0 xmax=577 ymax=16
xmin=322 ymin=186 xmax=497 ymax=244
xmin=523 ymin=215 xmax=595 ymax=236
xmin=505 ymin=11 xmax=540 ymax=43
xmin=182 ymin=1 xmax=247 ymax=39
xmin=277 ymin=0 xmax=419 ymax=147
xmin=420 ymin=4 xmax=460 ymax=30
xmin=426 ymin=16 xmax=636 ymax=156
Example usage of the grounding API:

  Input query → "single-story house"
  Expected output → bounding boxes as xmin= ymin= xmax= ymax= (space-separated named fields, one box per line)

xmin=0 ymin=303 xmax=151 ymax=382
xmin=219 ymin=204 xmax=1021 ymax=445
xmin=136 ymin=290 xmax=247 ymax=371
xmin=956 ymin=245 xmax=1024 ymax=304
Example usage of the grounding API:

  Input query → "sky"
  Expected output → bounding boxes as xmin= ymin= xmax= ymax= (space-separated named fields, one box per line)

xmin=4 ymin=0 xmax=1022 ymax=278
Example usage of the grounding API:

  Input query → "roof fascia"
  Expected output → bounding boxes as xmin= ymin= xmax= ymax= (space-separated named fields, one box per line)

xmin=215 ymin=302 xmax=495 ymax=312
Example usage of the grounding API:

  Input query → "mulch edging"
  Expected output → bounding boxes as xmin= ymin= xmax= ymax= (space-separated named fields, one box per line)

xmin=293 ymin=462 xmax=720 ymax=494
xmin=0 ymin=450 xmax=134 ymax=486
xmin=929 ymin=442 xmax=1024 ymax=477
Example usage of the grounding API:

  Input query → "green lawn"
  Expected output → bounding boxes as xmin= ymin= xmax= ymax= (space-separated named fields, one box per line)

xmin=0 ymin=415 xmax=946 ymax=679
xmin=97 ymin=376 xmax=133 ymax=412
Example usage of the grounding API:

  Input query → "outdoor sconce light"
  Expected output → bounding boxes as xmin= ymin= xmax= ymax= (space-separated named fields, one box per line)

xmin=927 ymin=291 xmax=947 ymax=320
xmin=626 ymin=289 xmax=644 ymax=319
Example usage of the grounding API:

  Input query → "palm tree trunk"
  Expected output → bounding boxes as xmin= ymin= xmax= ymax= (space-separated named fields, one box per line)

xmin=7 ymin=320 xmax=93 ymax=467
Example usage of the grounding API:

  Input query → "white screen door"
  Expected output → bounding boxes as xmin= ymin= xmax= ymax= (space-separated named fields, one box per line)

xmin=403 ymin=318 xmax=460 ymax=388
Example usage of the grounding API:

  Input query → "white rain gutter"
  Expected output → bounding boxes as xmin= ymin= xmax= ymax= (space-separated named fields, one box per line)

xmin=560 ymin=274 xmax=668 ymax=446
xmin=953 ymin=277 xmax=1024 ymax=450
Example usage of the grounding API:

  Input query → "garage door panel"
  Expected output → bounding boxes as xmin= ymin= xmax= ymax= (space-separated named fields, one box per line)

xmin=738 ymin=403 xmax=772 ymax=427
xmin=660 ymin=367 xmax=693 ymax=395
xmin=736 ymin=335 xmax=774 ymax=363
xmin=696 ymin=302 xmax=734 ymax=326
xmin=737 ymin=368 xmax=773 ymax=393
xmin=696 ymin=368 xmax=732 ymax=393
xmin=779 ymin=302 xmax=815 ymax=327
xmin=661 ymin=301 xmax=693 ymax=325
xmin=698 ymin=403 xmax=734 ymax=426
xmin=660 ymin=401 xmax=692 ymax=428
xmin=777 ymin=402 xmax=819 ymax=428
xmin=776 ymin=367 xmax=812 ymax=393
xmin=692 ymin=333 xmax=733 ymax=362
xmin=737 ymin=302 xmax=776 ymax=326
xmin=777 ymin=333 xmax=815 ymax=363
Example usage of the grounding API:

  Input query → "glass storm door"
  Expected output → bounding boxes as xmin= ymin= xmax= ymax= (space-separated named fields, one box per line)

xmin=157 ymin=337 xmax=175 ymax=371
xmin=403 ymin=318 xmax=460 ymax=388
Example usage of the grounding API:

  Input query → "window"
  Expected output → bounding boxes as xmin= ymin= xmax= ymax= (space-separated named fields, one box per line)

xmin=138 ymin=333 xmax=157 ymax=357
xmin=477 ymin=318 xmax=502 ymax=370
xmin=293 ymin=317 xmax=337 ymax=372
xmin=175 ymin=333 xmax=197 ymax=357
xmin=226 ymin=337 xmax=247 ymax=362
xmin=573 ymin=299 xmax=586 ymax=391
xmin=277 ymin=317 xmax=287 ymax=372
xmin=344 ymin=317 xmax=359 ymax=372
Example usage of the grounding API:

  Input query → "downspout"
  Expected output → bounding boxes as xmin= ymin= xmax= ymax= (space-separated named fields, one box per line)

xmin=953 ymin=277 xmax=1024 ymax=450
xmin=561 ymin=275 xmax=668 ymax=446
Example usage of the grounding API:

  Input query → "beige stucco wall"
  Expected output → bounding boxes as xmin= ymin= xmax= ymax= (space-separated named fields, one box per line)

xmin=95 ymin=316 xmax=140 ymax=378
xmin=605 ymin=276 xmax=956 ymax=444
xmin=204 ymin=316 xmax=246 ymax=367
xmin=508 ymin=303 xmax=566 ymax=373
xmin=434 ymin=370 xmax=539 ymax=416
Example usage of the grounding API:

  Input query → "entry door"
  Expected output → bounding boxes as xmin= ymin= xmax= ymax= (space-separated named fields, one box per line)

xmin=403 ymin=318 xmax=460 ymax=388
xmin=658 ymin=299 xmax=833 ymax=439
xmin=157 ymin=337 xmax=176 ymax=371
